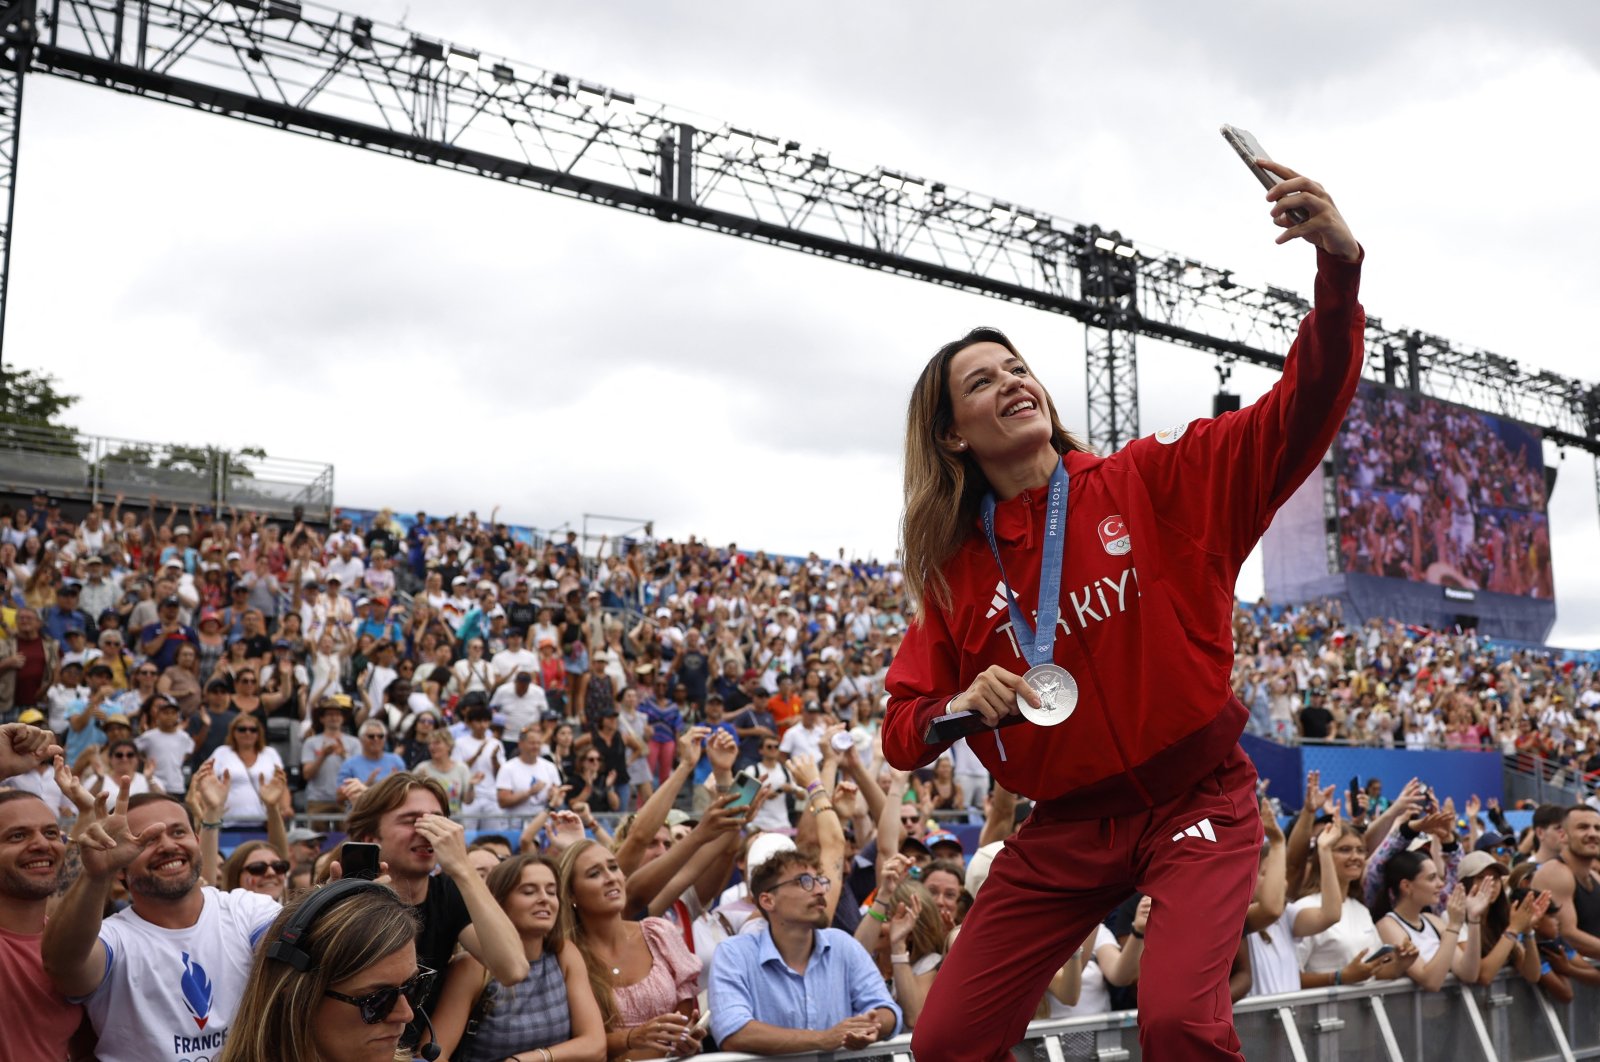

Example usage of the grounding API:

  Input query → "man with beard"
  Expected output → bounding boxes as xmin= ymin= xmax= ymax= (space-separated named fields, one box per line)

xmin=0 ymin=793 xmax=85 ymax=1055
xmin=709 ymin=847 xmax=899 ymax=1054
xmin=41 ymin=789 xmax=279 ymax=1062
xmin=1533 ymin=804 xmax=1600 ymax=959
xmin=0 ymin=787 xmax=85 ymax=1060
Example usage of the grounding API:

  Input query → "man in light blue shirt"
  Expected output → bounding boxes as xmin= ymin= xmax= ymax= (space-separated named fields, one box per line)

xmin=709 ymin=849 xmax=900 ymax=1053
xmin=337 ymin=721 xmax=407 ymax=788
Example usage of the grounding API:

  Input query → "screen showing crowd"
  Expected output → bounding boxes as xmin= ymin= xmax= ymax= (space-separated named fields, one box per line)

xmin=1333 ymin=381 xmax=1553 ymax=598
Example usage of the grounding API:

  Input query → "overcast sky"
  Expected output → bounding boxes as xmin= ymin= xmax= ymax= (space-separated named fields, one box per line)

xmin=17 ymin=1 xmax=1600 ymax=644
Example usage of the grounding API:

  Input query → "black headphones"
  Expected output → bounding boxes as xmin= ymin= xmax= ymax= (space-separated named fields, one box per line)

xmin=266 ymin=877 xmax=380 ymax=971
xmin=266 ymin=879 xmax=441 ymax=1061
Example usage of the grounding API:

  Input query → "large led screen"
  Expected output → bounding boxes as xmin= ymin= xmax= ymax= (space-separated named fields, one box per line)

xmin=1332 ymin=381 xmax=1553 ymax=599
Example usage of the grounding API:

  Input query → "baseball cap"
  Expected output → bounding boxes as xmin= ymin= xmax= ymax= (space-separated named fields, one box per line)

xmin=103 ymin=714 xmax=132 ymax=729
xmin=746 ymin=832 xmax=798 ymax=874
xmin=17 ymin=708 xmax=44 ymax=725
xmin=900 ymin=836 xmax=931 ymax=857
xmin=664 ymin=809 xmax=691 ymax=828
xmin=965 ymin=840 xmax=1005 ymax=897
xmin=1458 ymin=851 xmax=1510 ymax=879
xmin=1474 ymin=832 xmax=1509 ymax=853
xmin=163 ymin=558 xmax=183 ymax=571
xmin=286 ymin=828 xmax=327 ymax=846
xmin=655 ymin=607 xmax=671 ymax=619
xmin=925 ymin=830 xmax=963 ymax=856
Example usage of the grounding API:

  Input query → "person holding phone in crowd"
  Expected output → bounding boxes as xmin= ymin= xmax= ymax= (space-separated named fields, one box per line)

xmin=882 ymin=155 xmax=1365 ymax=1060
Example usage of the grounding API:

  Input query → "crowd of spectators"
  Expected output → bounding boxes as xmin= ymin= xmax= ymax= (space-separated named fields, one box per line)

xmin=1334 ymin=382 xmax=1554 ymax=597
xmin=1230 ymin=596 xmax=1600 ymax=798
xmin=2 ymin=492 xmax=1599 ymax=1060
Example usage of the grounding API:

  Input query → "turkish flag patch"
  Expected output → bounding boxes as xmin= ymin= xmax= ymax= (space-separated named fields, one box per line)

xmin=1098 ymin=515 xmax=1131 ymax=556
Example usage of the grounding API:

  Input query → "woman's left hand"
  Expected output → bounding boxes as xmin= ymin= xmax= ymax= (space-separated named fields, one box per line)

xmin=1257 ymin=159 xmax=1360 ymax=263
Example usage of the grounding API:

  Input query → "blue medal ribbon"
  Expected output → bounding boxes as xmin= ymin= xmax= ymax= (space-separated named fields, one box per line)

xmin=980 ymin=460 xmax=1069 ymax=669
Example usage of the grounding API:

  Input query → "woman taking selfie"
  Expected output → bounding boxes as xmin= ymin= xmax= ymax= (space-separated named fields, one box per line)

xmin=883 ymin=157 xmax=1365 ymax=1060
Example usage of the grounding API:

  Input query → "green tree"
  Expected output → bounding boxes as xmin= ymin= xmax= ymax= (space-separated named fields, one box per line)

xmin=0 ymin=366 xmax=81 ymax=454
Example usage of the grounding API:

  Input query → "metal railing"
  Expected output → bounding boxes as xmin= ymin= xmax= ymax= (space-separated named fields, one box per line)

xmin=1504 ymin=752 xmax=1591 ymax=807
xmin=694 ymin=970 xmax=1600 ymax=1061
xmin=0 ymin=421 xmax=333 ymax=520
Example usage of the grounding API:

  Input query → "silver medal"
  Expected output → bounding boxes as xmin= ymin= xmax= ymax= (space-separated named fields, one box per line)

xmin=1017 ymin=663 xmax=1079 ymax=727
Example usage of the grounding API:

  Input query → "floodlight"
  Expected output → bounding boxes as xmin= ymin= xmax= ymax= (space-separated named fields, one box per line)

xmin=409 ymin=36 xmax=445 ymax=61
xmin=350 ymin=16 xmax=373 ymax=49
xmin=446 ymin=48 xmax=480 ymax=73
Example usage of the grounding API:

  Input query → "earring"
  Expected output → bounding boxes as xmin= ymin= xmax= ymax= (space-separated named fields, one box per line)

xmin=957 ymin=442 xmax=967 ymax=450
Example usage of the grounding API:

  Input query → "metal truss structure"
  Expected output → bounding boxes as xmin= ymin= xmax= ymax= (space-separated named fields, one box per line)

xmin=3 ymin=0 xmax=1598 ymax=485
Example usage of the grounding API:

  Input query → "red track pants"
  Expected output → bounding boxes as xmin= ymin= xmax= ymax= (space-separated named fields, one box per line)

xmin=911 ymin=745 xmax=1262 ymax=1061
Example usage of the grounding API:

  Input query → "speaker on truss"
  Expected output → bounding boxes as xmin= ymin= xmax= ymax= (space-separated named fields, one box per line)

xmin=1213 ymin=393 xmax=1241 ymax=417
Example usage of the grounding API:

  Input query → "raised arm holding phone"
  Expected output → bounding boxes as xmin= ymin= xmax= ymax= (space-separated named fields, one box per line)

xmin=882 ymin=137 xmax=1364 ymax=1061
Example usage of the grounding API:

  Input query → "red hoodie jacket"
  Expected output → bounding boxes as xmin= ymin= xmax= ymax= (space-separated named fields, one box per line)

xmin=883 ymin=249 xmax=1365 ymax=817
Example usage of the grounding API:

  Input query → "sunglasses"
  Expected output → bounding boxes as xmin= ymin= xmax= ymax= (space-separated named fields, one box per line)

xmin=771 ymin=873 xmax=831 ymax=893
xmin=243 ymin=859 xmax=290 ymax=876
xmin=325 ymin=967 xmax=436 ymax=1024
xmin=234 ymin=727 xmax=261 ymax=734
xmin=137 ymin=669 xmax=158 ymax=676
xmin=111 ymin=751 xmax=139 ymax=759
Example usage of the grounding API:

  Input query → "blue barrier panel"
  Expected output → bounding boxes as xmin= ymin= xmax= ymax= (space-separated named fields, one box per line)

xmin=1240 ymin=733 xmax=1304 ymax=808
xmin=1239 ymin=735 xmax=1505 ymax=815
xmin=1300 ymin=745 xmax=1502 ymax=815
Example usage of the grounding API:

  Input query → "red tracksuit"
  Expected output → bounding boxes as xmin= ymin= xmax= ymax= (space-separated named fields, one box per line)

xmin=883 ymin=249 xmax=1365 ymax=1060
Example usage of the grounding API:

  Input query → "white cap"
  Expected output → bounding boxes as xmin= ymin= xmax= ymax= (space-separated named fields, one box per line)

xmin=746 ymin=833 xmax=797 ymax=875
xmin=965 ymin=840 xmax=1005 ymax=897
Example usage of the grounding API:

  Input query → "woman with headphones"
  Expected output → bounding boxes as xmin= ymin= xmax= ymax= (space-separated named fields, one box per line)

xmin=221 ymin=879 xmax=438 ymax=1062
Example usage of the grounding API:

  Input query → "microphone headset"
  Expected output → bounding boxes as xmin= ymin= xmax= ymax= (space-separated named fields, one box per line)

xmin=266 ymin=878 xmax=442 ymax=1061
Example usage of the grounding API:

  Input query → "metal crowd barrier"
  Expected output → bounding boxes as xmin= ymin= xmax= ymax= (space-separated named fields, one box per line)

xmin=694 ymin=970 xmax=1600 ymax=1061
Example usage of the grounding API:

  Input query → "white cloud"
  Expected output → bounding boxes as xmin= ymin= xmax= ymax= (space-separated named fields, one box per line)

xmin=17 ymin=1 xmax=1600 ymax=643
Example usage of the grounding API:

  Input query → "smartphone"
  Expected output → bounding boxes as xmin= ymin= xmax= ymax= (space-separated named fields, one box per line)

xmin=1348 ymin=776 xmax=1362 ymax=815
xmin=341 ymin=842 xmax=381 ymax=881
xmin=1219 ymin=124 xmax=1309 ymax=224
xmin=1362 ymin=945 xmax=1397 ymax=964
xmin=924 ymin=708 xmax=1026 ymax=745
xmin=726 ymin=771 xmax=761 ymax=810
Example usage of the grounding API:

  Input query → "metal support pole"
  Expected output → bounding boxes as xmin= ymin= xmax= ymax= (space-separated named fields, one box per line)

xmin=1456 ymin=983 xmax=1500 ymax=1061
xmin=0 ymin=0 xmax=37 ymax=369
xmin=1081 ymin=228 xmax=1140 ymax=454
xmin=1366 ymin=996 xmax=1404 ymax=1062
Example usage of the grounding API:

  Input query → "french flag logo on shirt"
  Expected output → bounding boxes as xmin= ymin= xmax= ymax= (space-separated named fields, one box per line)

xmin=180 ymin=952 xmax=214 ymax=1029
xmin=1098 ymin=516 xmax=1131 ymax=556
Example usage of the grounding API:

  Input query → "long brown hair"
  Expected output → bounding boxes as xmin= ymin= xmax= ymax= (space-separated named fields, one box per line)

xmin=900 ymin=327 xmax=1091 ymax=617
xmin=219 ymin=883 xmax=420 ymax=1062
xmin=556 ymin=839 xmax=621 ymax=1029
